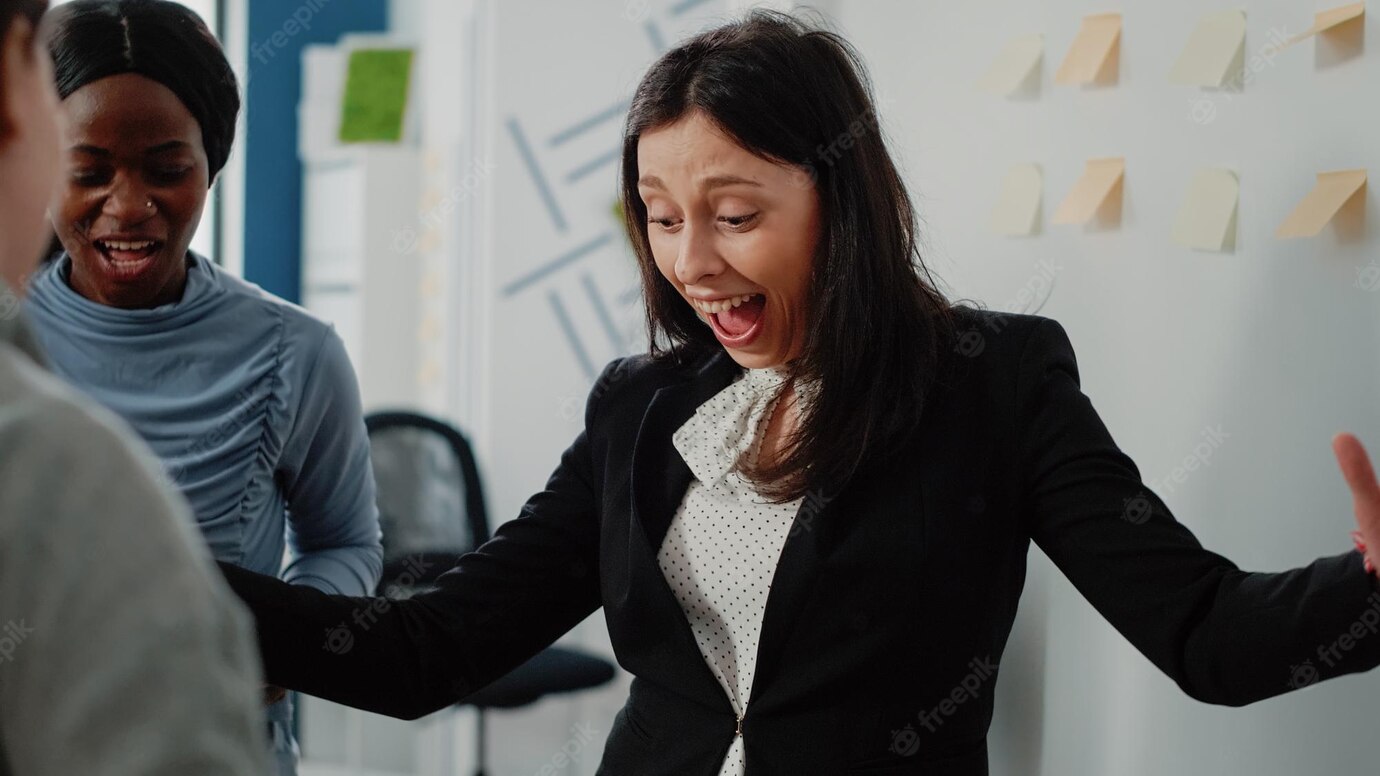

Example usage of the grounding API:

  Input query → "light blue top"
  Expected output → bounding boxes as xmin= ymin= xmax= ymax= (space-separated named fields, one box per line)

xmin=23 ymin=252 xmax=383 ymax=737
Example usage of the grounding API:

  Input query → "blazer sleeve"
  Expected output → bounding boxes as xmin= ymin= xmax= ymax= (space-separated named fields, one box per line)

xmin=218 ymin=357 xmax=624 ymax=720
xmin=1019 ymin=317 xmax=1380 ymax=707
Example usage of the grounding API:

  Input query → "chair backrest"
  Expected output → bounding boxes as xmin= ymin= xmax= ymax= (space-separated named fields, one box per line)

xmin=364 ymin=411 xmax=490 ymax=594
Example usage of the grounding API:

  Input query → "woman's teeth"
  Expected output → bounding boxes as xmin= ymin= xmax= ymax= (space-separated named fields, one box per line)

xmin=97 ymin=240 xmax=157 ymax=253
xmin=691 ymin=294 xmax=760 ymax=314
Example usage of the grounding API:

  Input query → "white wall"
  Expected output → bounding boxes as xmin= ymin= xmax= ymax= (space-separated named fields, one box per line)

xmin=828 ymin=2 xmax=1380 ymax=774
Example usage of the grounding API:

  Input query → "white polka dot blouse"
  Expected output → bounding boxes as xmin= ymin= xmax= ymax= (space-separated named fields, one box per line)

xmin=656 ymin=365 xmax=809 ymax=776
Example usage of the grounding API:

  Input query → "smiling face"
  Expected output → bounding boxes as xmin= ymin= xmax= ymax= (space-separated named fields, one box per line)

xmin=636 ymin=110 xmax=820 ymax=369
xmin=52 ymin=72 xmax=209 ymax=309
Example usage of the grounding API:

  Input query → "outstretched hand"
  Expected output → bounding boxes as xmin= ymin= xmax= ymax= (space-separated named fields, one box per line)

xmin=1334 ymin=433 xmax=1380 ymax=576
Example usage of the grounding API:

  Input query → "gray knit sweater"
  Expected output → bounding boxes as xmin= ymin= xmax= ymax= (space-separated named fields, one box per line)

xmin=0 ymin=280 xmax=269 ymax=776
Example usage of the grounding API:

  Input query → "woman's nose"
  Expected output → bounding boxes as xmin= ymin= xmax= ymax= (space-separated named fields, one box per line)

xmin=674 ymin=223 xmax=724 ymax=286
xmin=100 ymin=177 xmax=154 ymax=224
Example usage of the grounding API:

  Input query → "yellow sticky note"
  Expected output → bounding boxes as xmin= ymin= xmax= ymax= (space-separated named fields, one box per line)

xmin=1288 ymin=2 xmax=1365 ymax=45
xmin=1056 ymin=13 xmax=1122 ymax=85
xmin=1052 ymin=158 xmax=1124 ymax=225
xmin=978 ymin=34 xmax=1044 ymax=95
xmin=1172 ymin=168 xmax=1239 ymax=251
xmin=991 ymin=164 xmax=1043 ymax=236
xmin=1276 ymin=169 xmax=1367 ymax=238
xmin=1170 ymin=11 xmax=1247 ymax=87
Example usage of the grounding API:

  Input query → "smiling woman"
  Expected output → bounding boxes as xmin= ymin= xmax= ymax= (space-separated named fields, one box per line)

xmin=46 ymin=0 xmax=231 ymax=307
xmin=622 ymin=13 xmax=958 ymax=503
xmin=45 ymin=0 xmax=221 ymax=262
xmin=53 ymin=72 xmax=212 ymax=306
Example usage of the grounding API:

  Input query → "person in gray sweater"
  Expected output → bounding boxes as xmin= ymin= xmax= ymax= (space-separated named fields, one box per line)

xmin=0 ymin=1 xmax=270 ymax=773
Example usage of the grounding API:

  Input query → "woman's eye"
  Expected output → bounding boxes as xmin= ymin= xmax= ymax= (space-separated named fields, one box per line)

xmin=648 ymin=217 xmax=680 ymax=230
xmin=71 ymin=169 xmax=110 ymax=186
xmin=719 ymin=212 xmax=758 ymax=228
xmin=149 ymin=167 xmax=192 ymax=185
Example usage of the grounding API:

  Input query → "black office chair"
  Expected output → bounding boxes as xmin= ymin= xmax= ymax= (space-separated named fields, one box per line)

xmin=364 ymin=411 xmax=616 ymax=776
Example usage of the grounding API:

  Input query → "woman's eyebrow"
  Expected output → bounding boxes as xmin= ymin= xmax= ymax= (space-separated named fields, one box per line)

xmin=68 ymin=141 xmax=192 ymax=156
xmin=636 ymin=174 xmax=763 ymax=191
xmin=700 ymin=174 xmax=762 ymax=191
xmin=145 ymin=140 xmax=192 ymax=154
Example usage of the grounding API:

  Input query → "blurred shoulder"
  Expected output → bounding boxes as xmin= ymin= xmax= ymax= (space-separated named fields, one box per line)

xmin=0 ymin=341 xmax=190 ymax=539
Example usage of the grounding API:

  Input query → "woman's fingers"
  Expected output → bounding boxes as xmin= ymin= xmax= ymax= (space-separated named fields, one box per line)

xmin=1334 ymin=432 xmax=1380 ymax=513
xmin=1334 ymin=433 xmax=1380 ymax=575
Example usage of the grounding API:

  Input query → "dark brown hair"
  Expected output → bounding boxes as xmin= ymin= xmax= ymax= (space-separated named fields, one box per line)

xmin=619 ymin=10 xmax=957 ymax=502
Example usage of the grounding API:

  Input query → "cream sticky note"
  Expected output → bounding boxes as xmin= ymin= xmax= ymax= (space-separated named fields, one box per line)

xmin=1172 ymin=169 xmax=1239 ymax=251
xmin=1276 ymin=169 xmax=1368 ymax=238
xmin=1052 ymin=158 xmax=1124 ymax=225
xmin=1056 ymin=13 xmax=1122 ymax=85
xmin=1170 ymin=11 xmax=1247 ymax=87
xmin=1288 ymin=2 xmax=1365 ymax=45
xmin=991 ymin=164 xmax=1043 ymax=236
xmin=978 ymin=34 xmax=1044 ymax=95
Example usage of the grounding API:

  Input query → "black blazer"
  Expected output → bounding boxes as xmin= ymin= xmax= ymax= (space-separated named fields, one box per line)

xmin=219 ymin=306 xmax=1380 ymax=775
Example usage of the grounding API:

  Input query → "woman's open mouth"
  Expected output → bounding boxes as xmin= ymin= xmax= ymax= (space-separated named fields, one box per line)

xmin=691 ymin=293 xmax=766 ymax=347
xmin=93 ymin=238 xmax=164 ymax=281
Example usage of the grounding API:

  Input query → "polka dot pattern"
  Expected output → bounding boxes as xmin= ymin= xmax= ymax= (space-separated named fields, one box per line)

xmin=657 ymin=366 xmax=806 ymax=776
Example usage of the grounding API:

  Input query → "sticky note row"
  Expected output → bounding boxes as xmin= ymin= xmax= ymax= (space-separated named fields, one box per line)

xmin=977 ymin=14 xmax=1122 ymax=93
xmin=991 ymin=163 xmax=1368 ymax=250
xmin=980 ymin=3 xmax=1366 ymax=95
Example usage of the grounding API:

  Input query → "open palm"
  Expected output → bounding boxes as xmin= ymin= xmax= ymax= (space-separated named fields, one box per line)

xmin=1336 ymin=433 xmax=1380 ymax=575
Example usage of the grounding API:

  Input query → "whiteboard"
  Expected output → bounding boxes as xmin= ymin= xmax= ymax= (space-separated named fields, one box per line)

xmin=833 ymin=2 xmax=1380 ymax=775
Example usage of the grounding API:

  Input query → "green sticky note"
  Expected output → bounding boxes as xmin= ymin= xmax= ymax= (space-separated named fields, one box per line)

xmin=339 ymin=48 xmax=414 ymax=143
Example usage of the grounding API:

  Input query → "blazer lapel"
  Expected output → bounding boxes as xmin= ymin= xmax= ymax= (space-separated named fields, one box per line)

xmin=748 ymin=483 xmax=838 ymax=704
xmin=629 ymin=350 xmax=741 ymax=554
